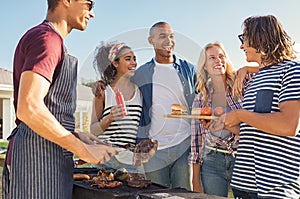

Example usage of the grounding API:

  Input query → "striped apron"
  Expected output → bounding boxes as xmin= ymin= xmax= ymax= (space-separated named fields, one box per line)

xmin=2 ymin=50 xmax=78 ymax=199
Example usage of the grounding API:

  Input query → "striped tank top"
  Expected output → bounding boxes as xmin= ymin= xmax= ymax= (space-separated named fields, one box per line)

xmin=98 ymin=85 xmax=142 ymax=148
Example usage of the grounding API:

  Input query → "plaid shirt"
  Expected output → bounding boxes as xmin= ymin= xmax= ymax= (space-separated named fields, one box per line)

xmin=189 ymin=91 xmax=243 ymax=164
xmin=189 ymin=74 xmax=254 ymax=164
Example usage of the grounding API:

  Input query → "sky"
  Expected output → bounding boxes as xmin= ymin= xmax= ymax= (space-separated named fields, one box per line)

xmin=1 ymin=0 xmax=300 ymax=82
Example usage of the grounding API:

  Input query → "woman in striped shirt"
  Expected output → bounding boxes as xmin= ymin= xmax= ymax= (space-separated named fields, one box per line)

xmin=90 ymin=42 xmax=143 ymax=171
xmin=224 ymin=15 xmax=300 ymax=199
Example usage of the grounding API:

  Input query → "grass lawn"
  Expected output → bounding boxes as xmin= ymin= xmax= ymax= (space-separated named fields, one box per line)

xmin=0 ymin=141 xmax=8 ymax=149
xmin=228 ymin=187 xmax=234 ymax=198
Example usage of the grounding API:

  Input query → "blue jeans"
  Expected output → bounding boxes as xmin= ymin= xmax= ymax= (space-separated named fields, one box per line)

xmin=201 ymin=150 xmax=235 ymax=197
xmin=143 ymin=137 xmax=191 ymax=190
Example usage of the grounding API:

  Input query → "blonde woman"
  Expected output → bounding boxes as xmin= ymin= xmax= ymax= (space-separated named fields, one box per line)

xmin=189 ymin=42 xmax=244 ymax=197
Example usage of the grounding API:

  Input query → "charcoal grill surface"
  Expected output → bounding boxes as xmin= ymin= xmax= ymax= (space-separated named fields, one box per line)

xmin=72 ymin=168 xmax=226 ymax=199
xmin=72 ymin=167 xmax=168 ymax=199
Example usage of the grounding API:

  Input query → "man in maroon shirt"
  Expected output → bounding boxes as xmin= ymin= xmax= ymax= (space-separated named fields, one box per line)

xmin=3 ymin=0 xmax=117 ymax=198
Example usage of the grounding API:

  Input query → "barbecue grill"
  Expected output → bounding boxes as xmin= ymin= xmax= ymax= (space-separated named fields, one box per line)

xmin=72 ymin=168 xmax=227 ymax=199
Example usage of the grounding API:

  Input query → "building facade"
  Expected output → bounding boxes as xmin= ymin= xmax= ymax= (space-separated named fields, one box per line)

xmin=0 ymin=68 xmax=93 ymax=139
xmin=0 ymin=68 xmax=14 ymax=139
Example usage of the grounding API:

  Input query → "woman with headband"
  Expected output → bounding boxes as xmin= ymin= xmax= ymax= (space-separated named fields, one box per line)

xmin=90 ymin=42 xmax=143 ymax=171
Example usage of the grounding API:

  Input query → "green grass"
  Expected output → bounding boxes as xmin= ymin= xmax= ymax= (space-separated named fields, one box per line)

xmin=0 ymin=140 xmax=8 ymax=149
xmin=228 ymin=187 xmax=234 ymax=198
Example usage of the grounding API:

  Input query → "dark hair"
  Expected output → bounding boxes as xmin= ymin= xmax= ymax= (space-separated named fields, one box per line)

xmin=47 ymin=0 xmax=60 ymax=11
xmin=93 ymin=42 xmax=131 ymax=85
xmin=243 ymin=15 xmax=296 ymax=65
xmin=149 ymin=21 xmax=170 ymax=37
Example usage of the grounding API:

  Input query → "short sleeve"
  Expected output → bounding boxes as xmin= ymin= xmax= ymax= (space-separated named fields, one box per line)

xmin=21 ymin=25 xmax=64 ymax=82
xmin=279 ymin=62 xmax=300 ymax=103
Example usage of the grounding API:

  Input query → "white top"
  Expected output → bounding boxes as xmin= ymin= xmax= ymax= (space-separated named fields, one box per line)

xmin=150 ymin=60 xmax=190 ymax=150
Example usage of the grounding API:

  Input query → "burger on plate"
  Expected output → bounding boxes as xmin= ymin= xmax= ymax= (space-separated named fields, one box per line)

xmin=171 ymin=104 xmax=188 ymax=115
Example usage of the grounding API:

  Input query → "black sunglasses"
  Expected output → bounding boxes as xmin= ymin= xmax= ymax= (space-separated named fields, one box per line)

xmin=87 ymin=0 xmax=95 ymax=11
xmin=238 ymin=34 xmax=244 ymax=44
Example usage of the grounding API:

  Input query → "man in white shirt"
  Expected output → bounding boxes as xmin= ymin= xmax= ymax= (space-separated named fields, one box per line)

xmin=131 ymin=22 xmax=197 ymax=189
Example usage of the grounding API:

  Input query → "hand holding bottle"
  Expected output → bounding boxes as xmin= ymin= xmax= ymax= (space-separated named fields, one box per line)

xmin=109 ymin=104 xmax=126 ymax=121
xmin=113 ymin=88 xmax=127 ymax=118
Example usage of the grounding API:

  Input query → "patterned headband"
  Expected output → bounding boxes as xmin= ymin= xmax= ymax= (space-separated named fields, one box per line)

xmin=108 ymin=43 xmax=127 ymax=62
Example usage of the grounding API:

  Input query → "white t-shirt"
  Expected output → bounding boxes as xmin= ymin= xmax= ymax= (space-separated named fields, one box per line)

xmin=150 ymin=60 xmax=190 ymax=149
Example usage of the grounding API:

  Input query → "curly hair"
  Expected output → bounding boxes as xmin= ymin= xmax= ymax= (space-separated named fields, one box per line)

xmin=243 ymin=15 xmax=296 ymax=65
xmin=93 ymin=42 xmax=131 ymax=85
xmin=196 ymin=42 xmax=236 ymax=106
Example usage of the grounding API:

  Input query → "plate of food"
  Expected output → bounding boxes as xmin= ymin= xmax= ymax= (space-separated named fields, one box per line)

xmin=164 ymin=114 xmax=219 ymax=120
xmin=164 ymin=104 xmax=220 ymax=120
